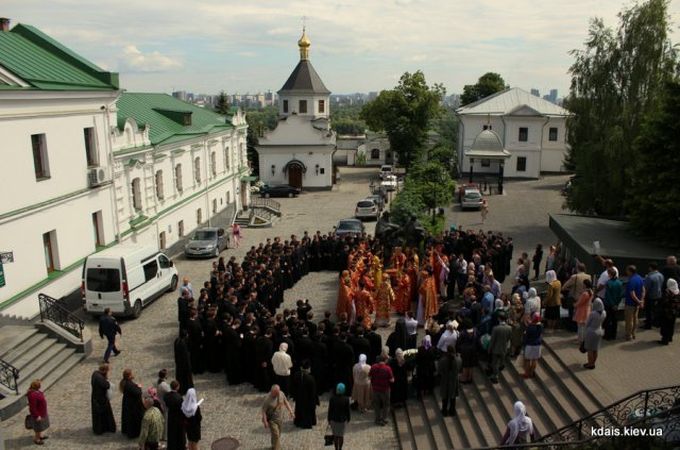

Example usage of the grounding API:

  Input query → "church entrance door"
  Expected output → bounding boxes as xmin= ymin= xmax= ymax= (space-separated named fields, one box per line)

xmin=288 ymin=165 xmax=303 ymax=189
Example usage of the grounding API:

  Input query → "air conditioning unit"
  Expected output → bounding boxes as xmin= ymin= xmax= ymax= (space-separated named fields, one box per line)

xmin=88 ymin=167 xmax=108 ymax=187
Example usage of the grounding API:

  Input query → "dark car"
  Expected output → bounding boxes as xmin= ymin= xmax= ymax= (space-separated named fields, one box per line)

xmin=260 ymin=184 xmax=301 ymax=198
xmin=334 ymin=219 xmax=365 ymax=237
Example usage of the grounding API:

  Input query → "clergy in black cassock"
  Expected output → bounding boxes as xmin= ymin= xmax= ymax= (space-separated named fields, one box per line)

xmin=91 ymin=364 xmax=116 ymax=435
xmin=164 ymin=381 xmax=187 ymax=450
xmin=174 ymin=331 xmax=193 ymax=395
xmin=291 ymin=361 xmax=319 ymax=429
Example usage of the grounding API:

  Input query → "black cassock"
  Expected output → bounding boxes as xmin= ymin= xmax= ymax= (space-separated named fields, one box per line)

xmin=204 ymin=318 xmax=222 ymax=373
xmin=120 ymin=379 xmax=144 ymax=439
xmin=223 ymin=326 xmax=243 ymax=385
xmin=291 ymin=370 xmax=319 ymax=429
xmin=187 ymin=318 xmax=204 ymax=374
xmin=164 ymin=391 xmax=187 ymax=450
xmin=91 ymin=370 xmax=116 ymax=434
xmin=254 ymin=336 xmax=273 ymax=392
xmin=174 ymin=336 xmax=194 ymax=395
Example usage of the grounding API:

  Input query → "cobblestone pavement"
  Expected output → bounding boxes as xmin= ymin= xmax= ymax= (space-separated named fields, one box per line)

xmin=1 ymin=169 xmax=571 ymax=449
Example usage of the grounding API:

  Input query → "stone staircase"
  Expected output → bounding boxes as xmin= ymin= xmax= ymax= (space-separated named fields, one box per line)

xmin=394 ymin=341 xmax=604 ymax=449
xmin=0 ymin=324 xmax=88 ymax=420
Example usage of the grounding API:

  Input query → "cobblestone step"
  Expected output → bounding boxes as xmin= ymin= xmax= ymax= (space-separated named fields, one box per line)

xmin=0 ymin=326 xmax=40 ymax=360
xmin=0 ymin=333 xmax=47 ymax=364
xmin=404 ymin=401 xmax=435 ymax=450
xmin=421 ymin=394 xmax=453 ymax=450
xmin=433 ymin=387 xmax=470 ymax=449
xmin=394 ymin=405 xmax=416 ymax=450
xmin=15 ymin=342 xmax=70 ymax=386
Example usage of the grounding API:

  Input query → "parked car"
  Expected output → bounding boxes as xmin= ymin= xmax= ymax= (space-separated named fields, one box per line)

xmin=355 ymin=199 xmax=379 ymax=221
xmin=379 ymin=164 xmax=394 ymax=180
xmin=365 ymin=194 xmax=385 ymax=211
xmin=260 ymin=184 xmax=301 ymax=198
xmin=82 ymin=245 xmax=178 ymax=318
xmin=457 ymin=183 xmax=480 ymax=202
xmin=335 ymin=218 xmax=365 ymax=237
xmin=381 ymin=174 xmax=398 ymax=191
xmin=184 ymin=227 xmax=228 ymax=258
xmin=461 ymin=189 xmax=484 ymax=210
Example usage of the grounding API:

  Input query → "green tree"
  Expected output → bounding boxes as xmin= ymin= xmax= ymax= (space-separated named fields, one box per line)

xmin=245 ymin=106 xmax=279 ymax=176
xmin=214 ymin=91 xmax=230 ymax=115
xmin=627 ymin=80 xmax=680 ymax=247
xmin=360 ymin=71 xmax=445 ymax=169
xmin=410 ymin=162 xmax=455 ymax=225
xmin=566 ymin=0 xmax=677 ymax=215
xmin=460 ymin=72 xmax=508 ymax=106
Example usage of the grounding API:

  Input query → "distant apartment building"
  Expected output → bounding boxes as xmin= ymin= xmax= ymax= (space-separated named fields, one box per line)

xmin=530 ymin=88 xmax=540 ymax=97
xmin=172 ymin=90 xmax=188 ymax=101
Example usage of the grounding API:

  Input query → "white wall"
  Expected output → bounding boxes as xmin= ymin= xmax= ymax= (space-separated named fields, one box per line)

xmin=0 ymin=91 xmax=118 ymax=315
xmin=279 ymin=93 xmax=330 ymax=119
xmin=458 ymin=113 xmax=568 ymax=179
xmin=258 ymin=147 xmax=334 ymax=187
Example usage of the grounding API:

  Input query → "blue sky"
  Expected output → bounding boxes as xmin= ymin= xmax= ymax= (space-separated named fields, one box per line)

xmin=4 ymin=0 xmax=680 ymax=96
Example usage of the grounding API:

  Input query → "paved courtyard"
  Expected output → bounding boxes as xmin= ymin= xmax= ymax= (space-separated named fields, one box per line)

xmin=1 ymin=168 xmax=574 ymax=449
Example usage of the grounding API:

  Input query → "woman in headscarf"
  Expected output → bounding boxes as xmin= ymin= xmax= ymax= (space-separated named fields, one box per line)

xmin=119 ymin=368 xmax=144 ymax=439
xmin=508 ymin=294 xmax=525 ymax=357
xmin=659 ymin=279 xmax=680 ymax=345
xmin=583 ymin=298 xmax=606 ymax=369
xmin=351 ymin=354 xmax=372 ymax=413
xmin=291 ymin=360 xmax=319 ymax=429
xmin=389 ymin=348 xmax=409 ymax=406
xmin=544 ymin=270 xmax=562 ymax=331
xmin=573 ymin=279 xmax=594 ymax=345
xmin=181 ymin=388 xmax=202 ymax=450
xmin=374 ymin=273 xmax=395 ymax=327
xmin=522 ymin=313 xmax=543 ymax=379
xmin=327 ymin=383 xmax=351 ymax=450
xmin=415 ymin=335 xmax=436 ymax=396
xmin=500 ymin=401 xmax=535 ymax=445
xmin=438 ymin=345 xmax=459 ymax=417
xmin=523 ymin=288 xmax=541 ymax=324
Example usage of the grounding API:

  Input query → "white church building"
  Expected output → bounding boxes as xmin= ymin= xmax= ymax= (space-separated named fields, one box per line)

xmin=256 ymin=29 xmax=336 ymax=189
xmin=456 ymin=88 xmax=571 ymax=179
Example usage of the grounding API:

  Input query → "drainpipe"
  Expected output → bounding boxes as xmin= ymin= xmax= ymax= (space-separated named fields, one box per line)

xmin=103 ymin=101 xmax=121 ymax=243
xmin=457 ymin=117 xmax=465 ymax=177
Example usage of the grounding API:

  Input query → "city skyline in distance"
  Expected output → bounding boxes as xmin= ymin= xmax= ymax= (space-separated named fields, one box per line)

xmin=4 ymin=0 xmax=680 ymax=96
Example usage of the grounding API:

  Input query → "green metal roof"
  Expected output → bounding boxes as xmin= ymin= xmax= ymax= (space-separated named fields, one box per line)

xmin=116 ymin=93 xmax=234 ymax=146
xmin=0 ymin=24 xmax=118 ymax=90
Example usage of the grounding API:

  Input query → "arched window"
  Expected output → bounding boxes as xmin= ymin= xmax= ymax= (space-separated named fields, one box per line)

xmin=174 ymin=164 xmax=183 ymax=192
xmin=194 ymin=157 xmax=201 ymax=183
xmin=131 ymin=178 xmax=142 ymax=211
xmin=371 ymin=148 xmax=380 ymax=159
xmin=155 ymin=170 xmax=164 ymax=200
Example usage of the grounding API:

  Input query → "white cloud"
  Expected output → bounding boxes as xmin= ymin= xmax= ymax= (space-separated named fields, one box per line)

xmin=119 ymin=45 xmax=182 ymax=72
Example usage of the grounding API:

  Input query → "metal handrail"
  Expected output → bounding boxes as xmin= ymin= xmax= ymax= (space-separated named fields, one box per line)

xmin=251 ymin=197 xmax=281 ymax=212
xmin=38 ymin=293 xmax=84 ymax=341
xmin=0 ymin=359 xmax=19 ymax=394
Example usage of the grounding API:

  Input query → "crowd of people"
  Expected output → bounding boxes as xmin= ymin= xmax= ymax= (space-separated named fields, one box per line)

xmin=71 ymin=223 xmax=678 ymax=449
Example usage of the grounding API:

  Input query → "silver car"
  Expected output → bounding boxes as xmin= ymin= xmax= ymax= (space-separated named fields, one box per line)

xmin=461 ymin=189 xmax=483 ymax=210
xmin=184 ymin=227 xmax=228 ymax=258
xmin=355 ymin=199 xmax=379 ymax=221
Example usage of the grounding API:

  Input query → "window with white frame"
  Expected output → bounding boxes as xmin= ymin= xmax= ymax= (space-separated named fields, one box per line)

xmin=31 ymin=134 xmax=50 ymax=180
xmin=518 ymin=127 xmax=528 ymax=142
xmin=131 ymin=178 xmax=142 ymax=211
xmin=155 ymin=170 xmax=164 ymax=200
xmin=194 ymin=157 xmax=201 ymax=183
xmin=83 ymin=127 xmax=98 ymax=167
xmin=196 ymin=208 xmax=202 ymax=225
xmin=175 ymin=164 xmax=183 ymax=192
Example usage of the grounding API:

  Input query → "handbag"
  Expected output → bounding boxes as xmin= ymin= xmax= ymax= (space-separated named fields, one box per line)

xmin=324 ymin=423 xmax=334 ymax=446
xmin=24 ymin=414 xmax=33 ymax=430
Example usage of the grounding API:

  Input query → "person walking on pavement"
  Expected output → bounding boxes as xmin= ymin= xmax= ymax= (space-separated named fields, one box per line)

xmin=99 ymin=308 xmax=121 ymax=363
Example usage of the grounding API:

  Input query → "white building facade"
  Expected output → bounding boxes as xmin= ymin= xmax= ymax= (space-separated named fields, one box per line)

xmin=112 ymin=93 xmax=250 ymax=251
xmin=456 ymin=88 xmax=570 ymax=179
xmin=0 ymin=21 xmax=120 ymax=318
xmin=256 ymin=29 xmax=336 ymax=189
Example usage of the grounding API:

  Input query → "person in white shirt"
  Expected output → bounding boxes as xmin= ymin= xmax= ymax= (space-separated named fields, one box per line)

xmin=404 ymin=312 xmax=418 ymax=349
xmin=596 ymin=258 xmax=618 ymax=299
xmin=271 ymin=343 xmax=293 ymax=396
xmin=437 ymin=321 xmax=459 ymax=353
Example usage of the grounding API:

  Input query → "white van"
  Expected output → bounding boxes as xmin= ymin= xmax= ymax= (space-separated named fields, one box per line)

xmin=379 ymin=164 xmax=393 ymax=180
xmin=82 ymin=245 xmax=178 ymax=318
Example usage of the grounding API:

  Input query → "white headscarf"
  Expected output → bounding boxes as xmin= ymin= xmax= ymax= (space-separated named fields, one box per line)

xmin=668 ymin=279 xmax=680 ymax=296
xmin=545 ymin=270 xmax=557 ymax=284
xmin=279 ymin=342 xmax=288 ymax=353
xmin=182 ymin=388 xmax=199 ymax=418
xmin=358 ymin=353 xmax=368 ymax=369
xmin=507 ymin=401 xmax=533 ymax=444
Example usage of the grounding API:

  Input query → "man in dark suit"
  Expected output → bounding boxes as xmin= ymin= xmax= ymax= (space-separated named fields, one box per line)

xmin=487 ymin=312 xmax=512 ymax=384
xmin=98 ymin=308 xmax=121 ymax=363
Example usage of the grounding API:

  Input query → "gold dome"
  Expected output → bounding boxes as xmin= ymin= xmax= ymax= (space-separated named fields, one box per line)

xmin=298 ymin=28 xmax=311 ymax=60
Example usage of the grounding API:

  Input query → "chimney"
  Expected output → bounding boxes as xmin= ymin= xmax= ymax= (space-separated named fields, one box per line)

xmin=0 ymin=18 xmax=9 ymax=32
